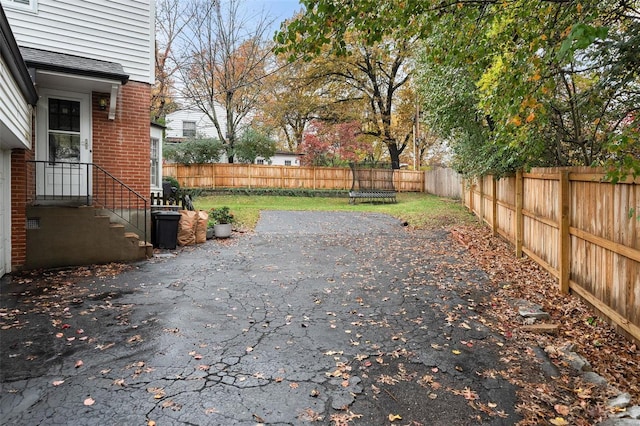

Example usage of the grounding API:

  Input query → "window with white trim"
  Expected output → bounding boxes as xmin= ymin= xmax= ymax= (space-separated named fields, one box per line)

xmin=182 ymin=121 xmax=196 ymax=138
xmin=150 ymin=137 xmax=160 ymax=188
xmin=1 ymin=0 xmax=37 ymax=12
xmin=284 ymin=160 xmax=292 ymax=166
xmin=256 ymin=159 xmax=264 ymax=165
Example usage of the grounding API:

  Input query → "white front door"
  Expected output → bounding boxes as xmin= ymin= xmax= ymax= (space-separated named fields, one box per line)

xmin=36 ymin=90 xmax=92 ymax=198
xmin=0 ymin=149 xmax=7 ymax=277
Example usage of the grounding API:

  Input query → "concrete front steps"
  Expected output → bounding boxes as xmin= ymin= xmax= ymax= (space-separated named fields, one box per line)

xmin=25 ymin=205 xmax=152 ymax=270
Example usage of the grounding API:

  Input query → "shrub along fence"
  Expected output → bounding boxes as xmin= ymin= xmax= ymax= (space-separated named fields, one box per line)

xmin=443 ymin=167 xmax=638 ymax=343
xmin=163 ymin=163 xmax=424 ymax=193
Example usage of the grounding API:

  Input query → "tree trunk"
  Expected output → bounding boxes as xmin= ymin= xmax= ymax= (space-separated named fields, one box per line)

xmin=387 ymin=143 xmax=402 ymax=169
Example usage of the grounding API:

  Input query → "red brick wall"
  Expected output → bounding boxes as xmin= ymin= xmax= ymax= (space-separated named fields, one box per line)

xmin=92 ymin=81 xmax=151 ymax=201
xmin=10 ymin=148 xmax=33 ymax=270
xmin=10 ymin=81 xmax=151 ymax=270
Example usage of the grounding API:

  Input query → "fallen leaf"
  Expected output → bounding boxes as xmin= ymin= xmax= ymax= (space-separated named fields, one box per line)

xmin=52 ymin=380 xmax=65 ymax=386
xmin=452 ymin=349 xmax=461 ymax=355
xmin=554 ymin=404 xmax=570 ymax=416
xmin=388 ymin=414 xmax=402 ymax=421
xmin=83 ymin=397 xmax=95 ymax=406
xmin=290 ymin=382 xmax=299 ymax=389
xmin=75 ymin=360 xmax=84 ymax=368
xmin=463 ymin=387 xmax=478 ymax=400
xmin=549 ymin=417 xmax=569 ymax=426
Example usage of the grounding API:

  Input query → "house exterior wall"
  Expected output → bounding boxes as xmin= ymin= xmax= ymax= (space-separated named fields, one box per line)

xmin=92 ymin=82 xmax=151 ymax=198
xmin=0 ymin=54 xmax=31 ymax=148
xmin=2 ymin=3 xmax=37 ymax=275
xmin=1 ymin=0 xmax=154 ymax=84
xmin=10 ymin=148 xmax=32 ymax=270
xmin=256 ymin=153 xmax=301 ymax=166
xmin=165 ymin=109 xmax=226 ymax=140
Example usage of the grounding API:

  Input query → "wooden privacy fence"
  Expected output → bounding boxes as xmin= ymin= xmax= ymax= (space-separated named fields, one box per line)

xmin=424 ymin=167 xmax=463 ymax=199
xmin=163 ymin=163 xmax=424 ymax=192
xmin=458 ymin=167 xmax=639 ymax=342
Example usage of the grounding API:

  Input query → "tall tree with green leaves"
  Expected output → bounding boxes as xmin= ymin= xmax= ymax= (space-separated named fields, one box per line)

xmin=277 ymin=0 xmax=640 ymax=179
xmin=277 ymin=25 xmax=418 ymax=169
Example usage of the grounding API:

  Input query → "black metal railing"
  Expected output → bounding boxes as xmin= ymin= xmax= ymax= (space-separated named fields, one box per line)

xmin=27 ymin=161 xmax=148 ymax=242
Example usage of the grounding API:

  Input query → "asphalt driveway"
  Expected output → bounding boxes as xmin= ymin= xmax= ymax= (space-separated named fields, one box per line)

xmin=1 ymin=211 xmax=523 ymax=425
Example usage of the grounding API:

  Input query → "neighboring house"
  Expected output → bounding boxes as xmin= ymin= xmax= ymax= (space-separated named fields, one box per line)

xmin=166 ymin=109 xmax=300 ymax=166
xmin=256 ymin=152 xmax=302 ymax=167
xmin=1 ymin=1 xmax=156 ymax=273
xmin=165 ymin=108 xmax=226 ymax=142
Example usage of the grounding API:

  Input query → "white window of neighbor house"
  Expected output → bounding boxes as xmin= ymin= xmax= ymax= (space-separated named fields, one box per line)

xmin=284 ymin=160 xmax=292 ymax=166
xmin=150 ymin=137 xmax=160 ymax=188
xmin=256 ymin=159 xmax=264 ymax=165
xmin=182 ymin=121 xmax=196 ymax=137
xmin=1 ymin=0 xmax=37 ymax=12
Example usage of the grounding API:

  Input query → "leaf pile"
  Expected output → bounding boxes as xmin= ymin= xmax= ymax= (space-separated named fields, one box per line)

xmin=449 ymin=224 xmax=639 ymax=425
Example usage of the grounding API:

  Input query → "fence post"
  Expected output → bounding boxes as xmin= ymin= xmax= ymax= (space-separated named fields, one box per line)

xmin=515 ymin=170 xmax=524 ymax=257
xmin=479 ymin=176 xmax=485 ymax=225
xmin=492 ymin=176 xmax=498 ymax=236
xmin=461 ymin=177 xmax=466 ymax=208
xmin=558 ymin=170 xmax=570 ymax=294
xmin=281 ymin=166 xmax=285 ymax=189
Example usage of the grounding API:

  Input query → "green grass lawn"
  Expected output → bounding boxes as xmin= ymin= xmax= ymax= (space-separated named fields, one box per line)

xmin=194 ymin=192 xmax=478 ymax=230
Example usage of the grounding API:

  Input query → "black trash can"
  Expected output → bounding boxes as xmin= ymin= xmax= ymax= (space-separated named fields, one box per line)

xmin=151 ymin=210 xmax=181 ymax=249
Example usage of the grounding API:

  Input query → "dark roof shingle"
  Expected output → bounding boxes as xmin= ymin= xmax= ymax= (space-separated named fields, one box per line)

xmin=20 ymin=46 xmax=129 ymax=84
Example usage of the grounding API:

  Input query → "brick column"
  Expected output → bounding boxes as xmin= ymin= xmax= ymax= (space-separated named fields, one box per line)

xmin=92 ymin=81 xmax=151 ymax=202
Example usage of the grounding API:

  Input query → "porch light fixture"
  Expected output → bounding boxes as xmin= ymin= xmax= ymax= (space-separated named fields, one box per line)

xmin=99 ymin=97 xmax=108 ymax=110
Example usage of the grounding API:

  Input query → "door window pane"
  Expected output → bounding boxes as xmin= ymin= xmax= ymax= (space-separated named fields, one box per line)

xmin=49 ymin=133 xmax=80 ymax=162
xmin=48 ymin=98 xmax=81 ymax=162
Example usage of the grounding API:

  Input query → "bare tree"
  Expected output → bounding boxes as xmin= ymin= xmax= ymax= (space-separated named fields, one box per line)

xmin=175 ymin=0 xmax=275 ymax=163
xmin=153 ymin=0 xmax=191 ymax=121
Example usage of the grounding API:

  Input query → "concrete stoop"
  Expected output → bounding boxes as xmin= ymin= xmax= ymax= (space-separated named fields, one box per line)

xmin=25 ymin=206 xmax=151 ymax=270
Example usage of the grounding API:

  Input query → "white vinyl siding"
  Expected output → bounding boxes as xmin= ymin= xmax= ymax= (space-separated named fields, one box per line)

xmin=2 ymin=0 xmax=153 ymax=84
xmin=0 ymin=54 xmax=31 ymax=149
xmin=0 ymin=149 xmax=8 ymax=276
xmin=165 ymin=109 xmax=226 ymax=140
xmin=1 ymin=0 xmax=36 ymax=13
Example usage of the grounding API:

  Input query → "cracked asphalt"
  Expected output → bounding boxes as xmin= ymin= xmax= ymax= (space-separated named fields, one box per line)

xmin=1 ymin=211 xmax=524 ymax=425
